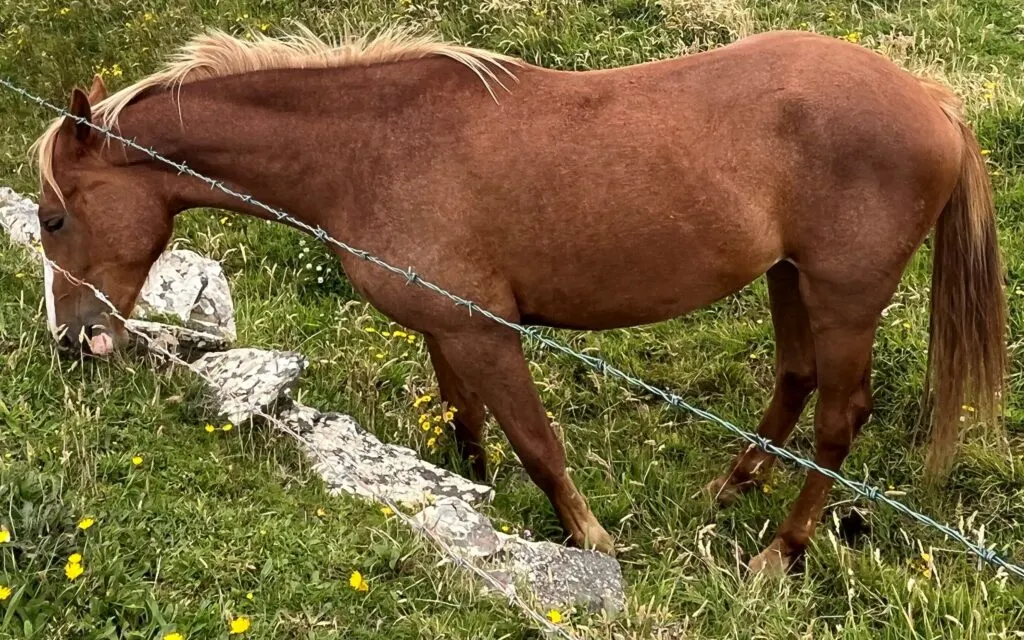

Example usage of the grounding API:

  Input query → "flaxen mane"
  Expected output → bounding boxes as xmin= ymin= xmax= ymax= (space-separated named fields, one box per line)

xmin=32 ymin=26 xmax=518 ymax=202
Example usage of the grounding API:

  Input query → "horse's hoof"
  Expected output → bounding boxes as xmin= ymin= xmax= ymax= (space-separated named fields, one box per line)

xmin=704 ymin=475 xmax=745 ymax=507
xmin=583 ymin=523 xmax=617 ymax=557
xmin=748 ymin=538 xmax=796 ymax=577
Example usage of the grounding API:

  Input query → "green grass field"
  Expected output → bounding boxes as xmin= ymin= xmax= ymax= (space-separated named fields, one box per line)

xmin=2 ymin=0 xmax=1024 ymax=638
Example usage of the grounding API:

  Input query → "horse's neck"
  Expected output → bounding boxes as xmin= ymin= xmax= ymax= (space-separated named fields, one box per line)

xmin=114 ymin=68 xmax=385 ymax=227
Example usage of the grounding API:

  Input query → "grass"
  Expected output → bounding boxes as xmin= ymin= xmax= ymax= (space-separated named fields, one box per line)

xmin=2 ymin=0 xmax=1024 ymax=637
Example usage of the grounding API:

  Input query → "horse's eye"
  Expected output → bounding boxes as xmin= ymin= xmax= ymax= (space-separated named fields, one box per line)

xmin=42 ymin=217 xmax=64 ymax=233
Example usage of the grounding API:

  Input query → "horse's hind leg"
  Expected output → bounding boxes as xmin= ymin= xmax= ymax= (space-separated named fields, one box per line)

xmin=706 ymin=261 xmax=818 ymax=505
xmin=749 ymin=271 xmax=882 ymax=574
xmin=430 ymin=328 xmax=614 ymax=555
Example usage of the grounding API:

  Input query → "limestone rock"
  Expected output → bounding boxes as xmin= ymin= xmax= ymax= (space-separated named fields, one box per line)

xmin=413 ymin=497 xmax=625 ymax=614
xmin=136 ymin=249 xmax=236 ymax=341
xmin=281 ymin=404 xmax=494 ymax=508
xmin=192 ymin=348 xmax=306 ymax=424
xmin=126 ymin=319 xmax=232 ymax=356
xmin=0 ymin=187 xmax=41 ymax=251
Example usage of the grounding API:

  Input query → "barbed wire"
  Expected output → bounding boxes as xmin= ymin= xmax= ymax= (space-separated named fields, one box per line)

xmin=1 ymin=75 xmax=1021 ymax=579
xmin=29 ymin=251 xmax=578 ymax=639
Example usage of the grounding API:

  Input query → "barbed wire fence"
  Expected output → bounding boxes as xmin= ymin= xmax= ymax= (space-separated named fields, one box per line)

xmin=1 ymin=74 xmax=1022 ymax=596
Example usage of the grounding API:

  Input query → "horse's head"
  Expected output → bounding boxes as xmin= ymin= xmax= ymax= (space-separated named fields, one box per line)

xmin=37 ymin=76 xmax=174 ymax=355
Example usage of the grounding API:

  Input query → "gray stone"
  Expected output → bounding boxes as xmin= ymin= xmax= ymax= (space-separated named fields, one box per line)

xmin=136 ymin=249 xmax=237 ymax=341
xmin=0 ymin=187 xmax=41 ymax=251
xmin=414 ymin=497 xmax=625 ymax=614
xmin=280 ymin=404 xmax=494 ymax=508
xmin=193 ymin=348 xmax=306 ymax=424
xmin=126 ymin=319 xmax=232 ymax=356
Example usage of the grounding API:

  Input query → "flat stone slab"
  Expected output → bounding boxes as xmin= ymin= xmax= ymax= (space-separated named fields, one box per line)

xmin=193 ymin=348 xmax=307 ymax=424
xmin=136 ymin=249 xmax=237 ymax=342
xmin=413 ymin=497 xmax=624 ymax=614
xmin=281 ymin=403 xmax=494 ymax=508
xmin=126 ymin=319 xmax=232 ymax=356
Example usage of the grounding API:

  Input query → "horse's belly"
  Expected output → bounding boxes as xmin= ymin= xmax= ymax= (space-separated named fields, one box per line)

xmin=512 ymin=243 xmax=779 ymax=330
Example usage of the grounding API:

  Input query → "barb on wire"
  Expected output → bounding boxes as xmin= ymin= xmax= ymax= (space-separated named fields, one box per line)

xmin=1 ymin=75 xmax=1021 ymax=579
xmin=35 ymin=252 xmax=577 ymax=640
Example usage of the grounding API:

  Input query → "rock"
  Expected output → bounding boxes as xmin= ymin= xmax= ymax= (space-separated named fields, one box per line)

xmin=136 ymin=249 xmax=237 ymax=341
xmin=413 ymin=497 xmax=625 ymax=614
xmin=126 ymin=319 xmax=232 ymax=357
xmin=281 ymin=404 xmax=494 ymax=508
xmin=0 ymin=187 xmax=41 ymax=251
xmin=192 ymin=348 xmax=307 ymax=424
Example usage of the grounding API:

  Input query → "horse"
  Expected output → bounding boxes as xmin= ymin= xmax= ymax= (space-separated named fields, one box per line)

xmin=32 ymin=26 xmax=1006 ymax=574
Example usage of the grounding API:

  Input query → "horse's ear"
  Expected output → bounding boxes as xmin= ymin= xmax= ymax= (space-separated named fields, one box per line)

xmin=62 ymin=87 xmax=93 ymax=143
xmin=88 ymin=74 xmax=107 ymax=103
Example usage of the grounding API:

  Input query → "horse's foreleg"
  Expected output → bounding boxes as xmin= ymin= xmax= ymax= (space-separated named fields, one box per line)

xmin=430 ymin=328 xmax=614 ymax=555
xmin=707 ymin=261 xmax=818 ymax=505
xmin=426 ymin=336 xmax=489 ymax=480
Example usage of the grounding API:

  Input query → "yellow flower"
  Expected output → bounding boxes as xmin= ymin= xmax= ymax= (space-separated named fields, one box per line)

xmin=222 ymin=423 xmax=233 ymax=432
xmin=59 ymin=7 xmax=70 ymax=15
xmin=375 ymin=353 xmax=384 ymax=360
xmin=132 ymin=456 xmax=143 ymax=466
xmin=364 ymin=327 xmax=376 ymax=333
xmin=413 ymin=395 xmax=432 ymax=408
xmin=65 ymin=559 xmax=84 ymax=581
xmin=0 ymin=528 xmax=9 ymax=544
xmin=246 ymin=592 xmax=254 ymax=601
xmin=443 ymin=411 xmax=454 ymax=422
xmin=205 ymin=424 xmax=216 ymax=433
xmin=143 ymin=12 xmax=155 ymax=22
xmin=163 ymin=633 xmax=185 ymax=640
xmin=69 ymin=553 xmax=82 ymax=564
xmin=392 ymin=331 xmax=407 ymax=339
xmin=921 ymin=552 xmax=932 ymax=563
xmin=433 ymin=426 xmax=443 ymax=436
xmin=762 ymin=484 xmax=773 ymax=495
xmin=501 ymin=525 xmax=510 ymax=533
xmin=229 ymin=616 xmax=251 ymax=634
xmin=381 ymin=507 xmax=393 ymax=517
xmin=111 ymin=64 xmax=123 ymax=78
xmin=381 ymin=332 xmax=391 ymax=337
xmin=426 ymin=437 xmax=437 ymax=448
xmin=78 ymin=518 xmax=95 ymax=530
xmin=0 ymin=585 xmax=11 ymax=601
xmin=421 ymin=423 xmax=431 ymax=432
xmin=547 ymin=609 xmax=563 ymax=624
xmin=316 ymin=508 xmax=327 ymax=517
xmin=349 ymin=571 xmax=369 ymax=592
xmin=981 ymin=149 xmax=991 ymax=156
xmin=418 ymin=414 xmax=430 ymax=424
xmin=407 ymin=335 xmax=416 ymax=344
xmin=844 ymin=31 xmax=861 ymax=43
xmin=259 ymin=23 xmax=270 ymax=32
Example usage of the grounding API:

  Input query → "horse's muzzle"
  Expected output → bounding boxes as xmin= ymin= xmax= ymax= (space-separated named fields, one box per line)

xmin=57 ymin=323 xmax=118 ymax=357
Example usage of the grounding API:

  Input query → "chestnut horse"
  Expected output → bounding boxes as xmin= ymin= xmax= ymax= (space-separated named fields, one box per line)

xmin=32 ymin=27 xmax=1005 ymax=573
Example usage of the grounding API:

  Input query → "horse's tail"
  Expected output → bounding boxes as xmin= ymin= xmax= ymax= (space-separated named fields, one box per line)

xmin=921 ymin=79 xmax=1007 ymax=477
